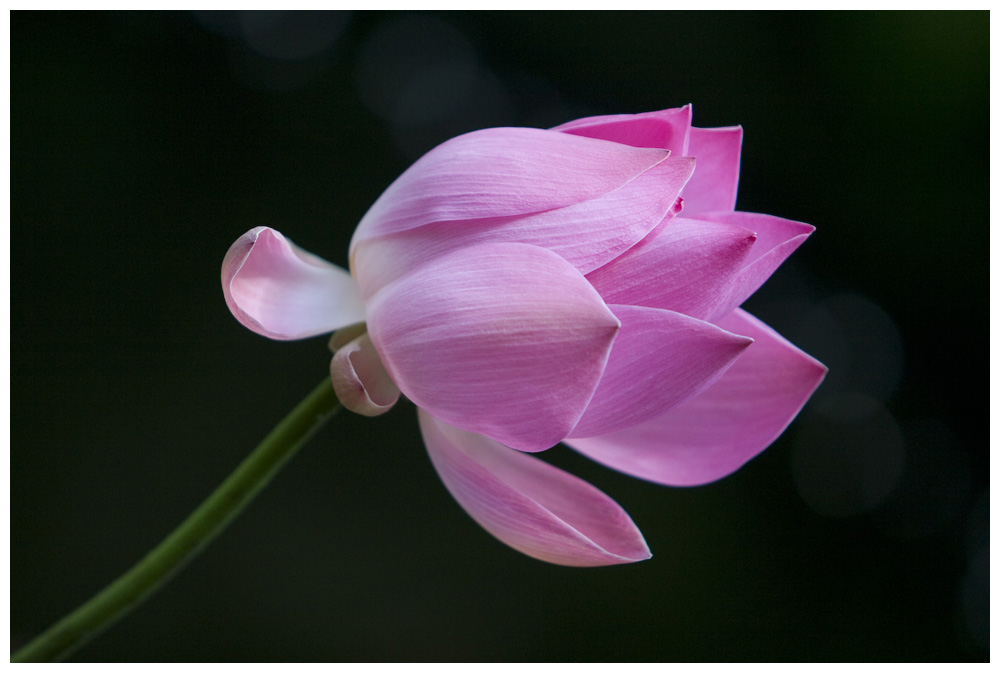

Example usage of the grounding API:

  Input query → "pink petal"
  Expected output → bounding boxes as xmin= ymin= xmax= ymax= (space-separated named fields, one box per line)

xmin=585 ymin=217 xmax=758 ymax=321
xmin=349 ymin=127 xmax=670 ymax=254
xmin=553 ymin=105 xmax=693 ymax=154
xmin=222 ymin=227 xmax=366 ymax=340
xmin=351 ymin=156 xmax=694 ymax=299
xmin=568 ymin=304 xmax=753 ymax=439
xmin=366 ymin=243 xmax=620 ymax=452
xmin=553 ymin=109 xmax=743 ymax=216
xmin=566 ymin=309 xmax=827 ymax=486
xmin=679 ymin=125 xmax=743 ymax=216
xmin=696 ymin=211 xmax=816 ymax=321
xmin=329 ymin=332 xmax=400 ymax=417
xmin=419 ymin=409 xmax=651 ymax=566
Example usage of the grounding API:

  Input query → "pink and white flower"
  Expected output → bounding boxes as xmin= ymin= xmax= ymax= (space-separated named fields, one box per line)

xmin=222 ymin=106 xmax=826 ymax=567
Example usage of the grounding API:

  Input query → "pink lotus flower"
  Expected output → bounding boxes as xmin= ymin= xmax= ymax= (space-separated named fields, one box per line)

xmin=222 ymin=106 xmax=826 ymax=567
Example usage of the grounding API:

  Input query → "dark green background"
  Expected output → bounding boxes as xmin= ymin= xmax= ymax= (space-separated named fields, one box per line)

xmin=12 ymin=11 xmax=988 ymax=662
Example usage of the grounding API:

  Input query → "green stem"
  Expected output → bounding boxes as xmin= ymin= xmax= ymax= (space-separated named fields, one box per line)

xmin=12 ymin=378 xmax=341 ymax=663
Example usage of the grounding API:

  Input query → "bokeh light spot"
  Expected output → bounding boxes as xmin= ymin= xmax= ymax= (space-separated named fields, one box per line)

xmin=871 ymin=418 xmax=973 ymax=538
xmin=355 ymin=14 xmax=513 ymax=161
xmin=790 ymin=292 xmax=904 ymax=405
xmin=239 ymin=11 xmax=350 ymax=62
xmin=355 ymin=15 xmax=478 ymax=122
xmin=192 ymin=10 xmax=351 ymax=92
xmin=960 ymin=545 xmax=988 ymax=650
xmin=791 ymin=393 xmax=905 ymax=518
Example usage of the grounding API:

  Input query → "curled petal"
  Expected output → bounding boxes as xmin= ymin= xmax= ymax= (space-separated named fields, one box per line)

xmin=680 ymin=125 xmax=743 ymax=216
xmin=329 ymin=332 xmax=400 ymax=417
xmin=566 ymin=309 xmax=827 ymax=486
xmin=696 ymin=211 xmax=816 ymax=321
xmin=553 ymin=105 xmax=693 ymax=155
xmin=328 ymin=322 xmax=368 ymax=352
xmin=585 ymin=217 xmax=758 ymax=320
xmin=366 ymin=243 xmax=619 ymax=452
xmin=569 ymin=304 xmax=753 ymax=439
xmin=419 ymin=409 xmax=651 ymax=567
xmin=350 ymin=127 xmax=670 ymax=254
xmin=222 ymin=227 xmax=366 ymax=340
xmin=351 ymin=156 xmax=694 ymax=298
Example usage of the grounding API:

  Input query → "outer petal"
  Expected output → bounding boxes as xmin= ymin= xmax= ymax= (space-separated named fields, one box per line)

xmin=585 ymin=217 xmax=758 ymax=320
xmin=366 ymin=243 xmax=620 ymax=452
xmin=329 ymin=333 xmax=400 ymax=417
xmin=566 ymin=309 xmax=827 ymax=486
xmin=222 ymin=227 xmax=366 ymax=340
xmin=553 ymin=105 xmax=693 ymax=155
xmin=349 ymin=127 xmax=670 ymax=253
xmin=695 ymin=211 xmax=816 ymax=321
xmin=351 ymin=156 xmax=694 ymax=299
xmin=569 ymin=304 xmax=753 ymax=439
xmin=419 ymin=409 xmax=651 ymax=566
xmin=679 ymin=125 xmax=743 ymax=216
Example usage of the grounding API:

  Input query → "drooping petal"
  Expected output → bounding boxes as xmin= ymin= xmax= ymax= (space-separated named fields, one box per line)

xmin=222 ymin=227 xmax=366 ymax=340
xmin=351 ymin=156 xmax=694 ymax=299
xmin=566 ymin=309 xmax=827 ymax=487
xmin=366 ymin=243 xmax=620 ymax=452
xmin=349 ymin=127 xmax=670 ymax=254
xmin=329 ymin=332 xmax=400 ymax=417
xmin=419 ymin=409 xmax=651 ymax=567
xmin=568 ymin=304 xmax=753 ymax=439
xmin=585 ymin=217 xmax=757 ymax=320
xmin=695 ymin=211 xmax=816 ymax=321
xmin=553 ymin=105 xmax=693 ymax=155
xmin=678 ymin=125 xmax=743 ymax=216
